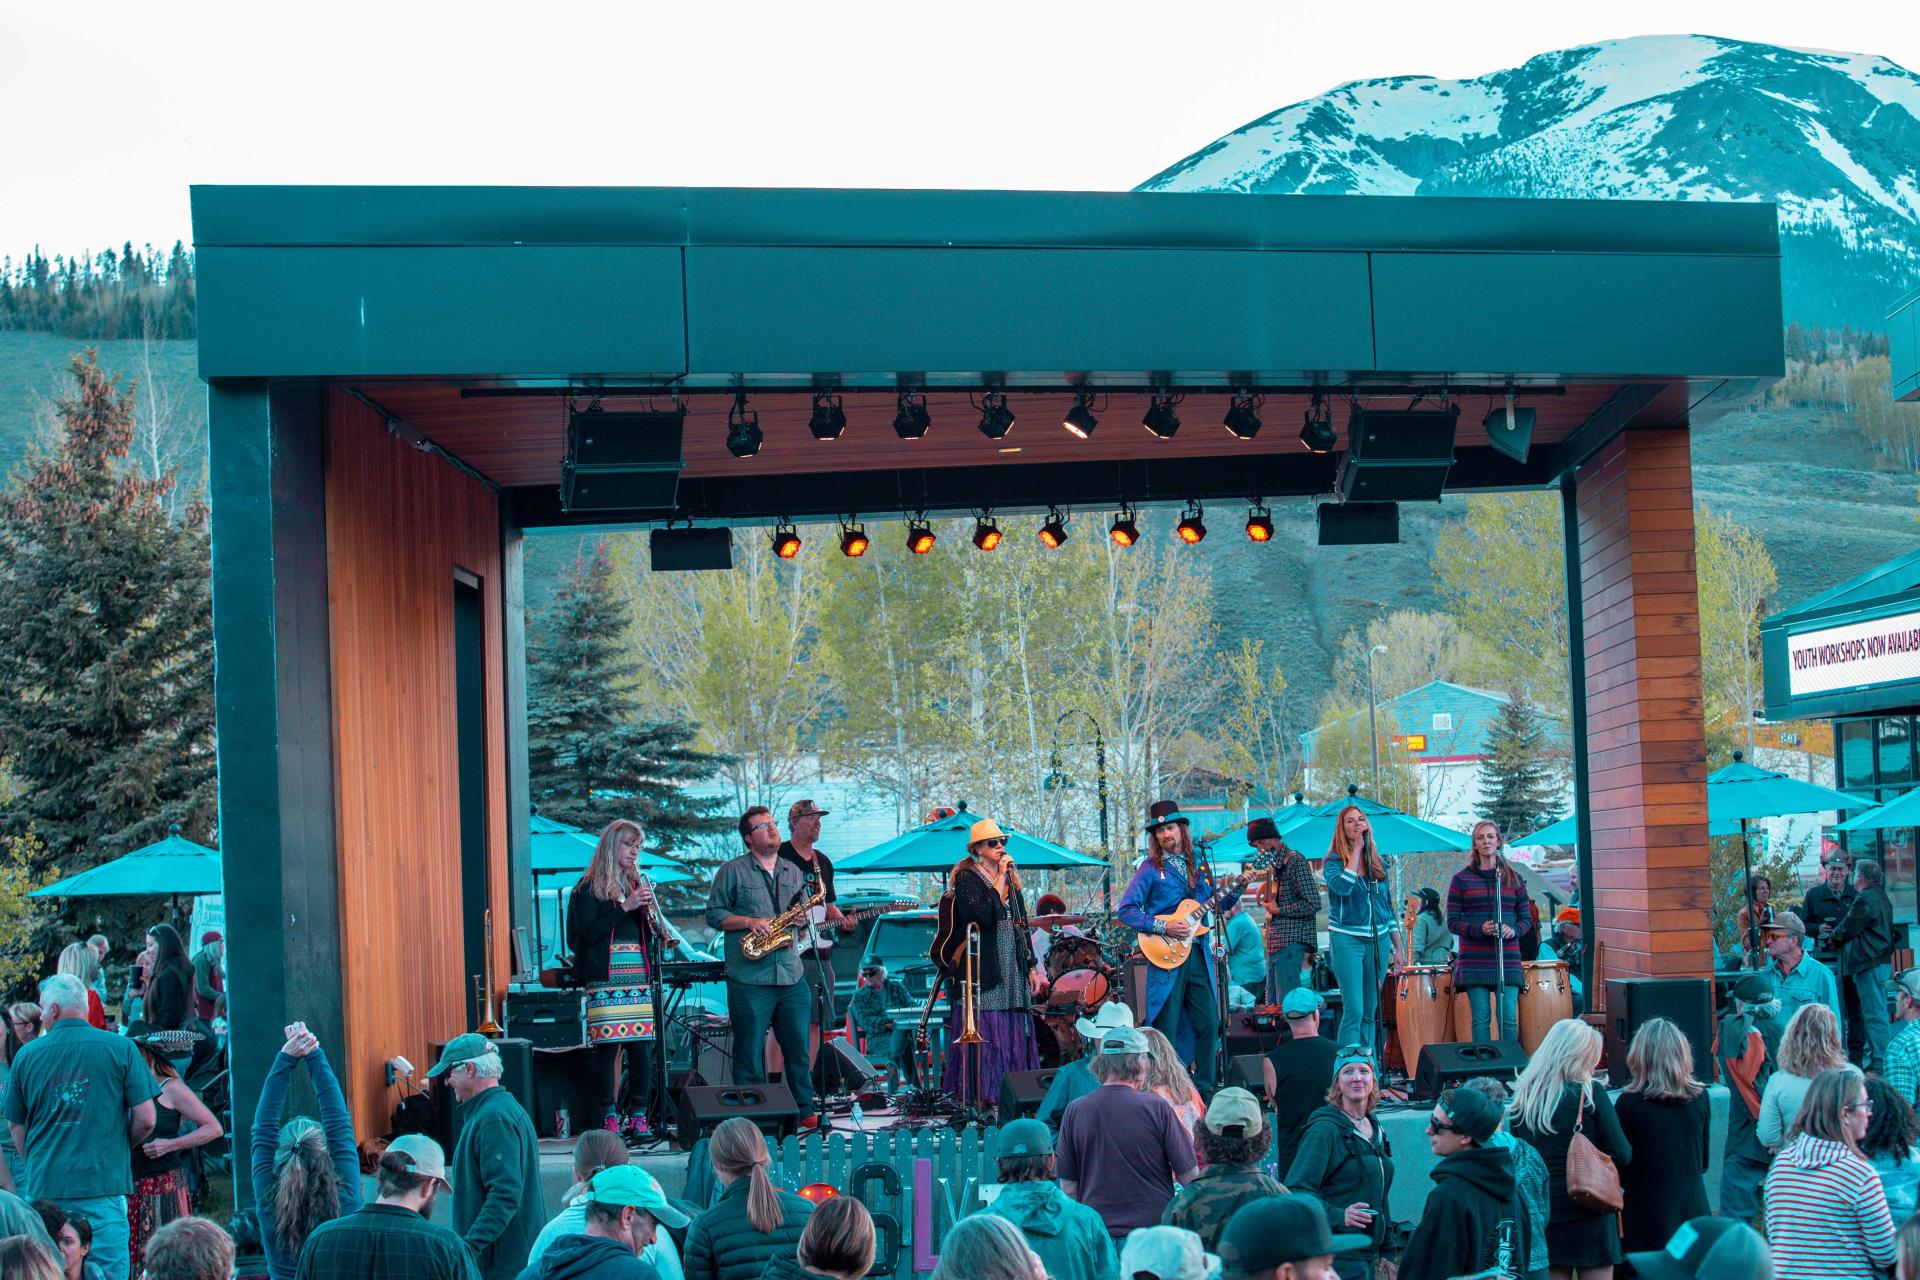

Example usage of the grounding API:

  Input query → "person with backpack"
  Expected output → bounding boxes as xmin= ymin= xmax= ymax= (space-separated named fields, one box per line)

xmin=1715 ymin=972 xmax=1783 ymax=1224
xmin=1398 ymin=1088 xmax=1530 ymax=1280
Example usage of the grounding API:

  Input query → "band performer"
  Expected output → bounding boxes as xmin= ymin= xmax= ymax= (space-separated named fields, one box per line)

xmin=1323 ymin=805 xmax=1403 ymax=1057
xmin=1251 ymin=816 xmax=1319 ymax=1003
xmin=942 ymin=818 xmax=1042 ymax=1106
xmin=1446 ymin=820 xmax=1532 ymax=1046
xmin=779 ymin=799 xmax=851 ymax=1065
xmin=1118 ymin=801 xmax=1238 ymax=1094
xmin=705 ymin=806 xmax=816 ymax=1118
xmin=569 ymin=819 xmax=660 ymax=1132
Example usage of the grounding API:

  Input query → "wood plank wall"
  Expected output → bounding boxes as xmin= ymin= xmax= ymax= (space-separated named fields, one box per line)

xmin=326 ymin=388 xmax=510 ymax=1134
xmin=1574 ymin=427 xmax=1712 ymax=978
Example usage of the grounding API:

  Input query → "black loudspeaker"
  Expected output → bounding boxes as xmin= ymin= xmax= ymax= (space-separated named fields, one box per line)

xmin=426 ymin=1036 xmax=536 ymax=1145
xmin=1484 ymin=406 xmax=1536 ymax=463
xmin=1317 ymin=502 xmax=1399 ymax=546
xmin=1227 ymin=1054 xmax=1270 ymax=1101
xmin=506 ymin=988 xmax=585 ymax=1049
xmin=1337 ymin=407 xmax=1459 ymax=502
xmin=1122 ymin=956 xmax=1152 ymax=1028
xmin=815 ymin=1037 xmax=883 ymax=1095
xmin=1224 ymin=1009 xmax=1283 ymax=1058
xmin=531 ymin=1044 xmax=602 ymax=1138
xmin=650 ymin=527 xmax=733 ymax=572
xmin=561 ymin=409 xmax=686 ymax=512
xmin=676 ymin=1081 xmax=799 ymax=1143
xmin=998 ymin=1068 xmax=1060 ymax=1120
xmin=1605 ymin=978 xmax=1714 ymax=1087
xmin=1413 ymin=1040 xmax=1529 ymax=1100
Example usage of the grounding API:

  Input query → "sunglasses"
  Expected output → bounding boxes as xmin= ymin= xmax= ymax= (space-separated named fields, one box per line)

xmin=1427 ymin=1118 xmax=1466 ymax=1135
xmin=980 ymin=837 xmax=1009 ymax=848
xmin=749 ymin=822 xmax=778 ymax=835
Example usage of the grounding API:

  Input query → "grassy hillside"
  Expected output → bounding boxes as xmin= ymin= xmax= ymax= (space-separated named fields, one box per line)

xmin=0 ymin=331 xmax=205 ymax=485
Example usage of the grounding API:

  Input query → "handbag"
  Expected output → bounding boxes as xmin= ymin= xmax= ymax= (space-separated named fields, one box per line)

xmin=1565 ymin=1083 xmax=1624 ymax=1213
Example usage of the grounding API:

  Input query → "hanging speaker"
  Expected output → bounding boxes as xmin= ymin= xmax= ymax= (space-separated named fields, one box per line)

xmin=1317 ymin=502 xmax=1399 ymax=546
xmin=562 ymin=409 xmax=686 ymax=512
xmin=1337 ymin=407 xmax=1458 ymax=502
xmin=1484 ymin=405 xmax=1536 ymax=463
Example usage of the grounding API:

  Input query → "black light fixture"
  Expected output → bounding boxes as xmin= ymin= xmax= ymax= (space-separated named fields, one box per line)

xmin=1300 ymin=392 xmax=1337 ymax=454
xmin=1223 ymin=391 xmax=1263 ymax=440
xmin=1109 ymin=504 xmax=1140 ymax=547
xmin=838 ymin=519 xmax=870 ymax=558
xmin=1142 ymin=391 xmax=1181 ymax=439
xmin=893 ymin=390 xmax=931 ymax=440
xmin=1037 ymin=506 xmax=1070 ymax=548
xmin=1175 ymin=500 xmax=1207 ymax=544
xmin=976 ymin=391 xmax=1016 ymax=440
xmin=726 ymin=392 xmax=763 ymax=458
xmin=972 ymin=513 xmax=1003 ymax=551
xmin=906 ymin=517 xmax=937 ymax=555
xmin=1063 ymin=392 xmax=1098 ymax=439
xmin=808 ymin=391 xmax=847 ymax=441
xmin=1245 ymin=503 xmax=1274 ymax=542
xmin=770 ymin=521 xmax=802 ymax=559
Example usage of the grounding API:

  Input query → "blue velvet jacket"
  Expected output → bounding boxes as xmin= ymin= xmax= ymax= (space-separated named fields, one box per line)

xmin=1117 ymin=854 xmax=1242 ymax=1028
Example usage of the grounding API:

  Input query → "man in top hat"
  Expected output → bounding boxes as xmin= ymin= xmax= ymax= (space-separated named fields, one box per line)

xmin=1250 ymin=816 xmax=1318 ymax=1004
xmin=1117 ymin=801 xmax=1240 ymax=1095
xmin=1397 ymin=1088 xmax=1529 ymax=1280
xmin=1037 ymin=1002 xmax=1132 ymax=1131
xmin=1759 ymin=911 xmax=1843 ymax=1036
xmin=1217 ymin=1193 xmax=1369 ymax=1280
xmin=1715 ymin=971 xmax=1784 ymax=1223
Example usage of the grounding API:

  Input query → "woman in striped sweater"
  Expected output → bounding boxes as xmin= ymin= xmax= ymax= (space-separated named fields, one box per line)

xmin=1763 ymin=1065 xmax=1897 ymax=1280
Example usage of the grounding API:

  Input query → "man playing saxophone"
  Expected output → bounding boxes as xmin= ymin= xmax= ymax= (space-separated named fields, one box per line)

xmin=705 ymin=805 xmax=818 ymax=1122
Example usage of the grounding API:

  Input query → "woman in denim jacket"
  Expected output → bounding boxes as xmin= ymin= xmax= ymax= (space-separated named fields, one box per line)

xmin=1322 ymin=806 xmax=1402 ymax=1057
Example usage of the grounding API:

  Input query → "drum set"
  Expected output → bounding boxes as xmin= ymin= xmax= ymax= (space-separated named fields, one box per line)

xmin=1029 ymin=916 xmax=1120 ymax=1065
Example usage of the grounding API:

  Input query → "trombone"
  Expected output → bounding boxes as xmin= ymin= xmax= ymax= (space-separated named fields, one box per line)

xmin=958 ymin=923 xmax=984 ymax=1111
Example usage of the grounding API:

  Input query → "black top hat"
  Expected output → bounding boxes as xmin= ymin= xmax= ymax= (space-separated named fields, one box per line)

xmin=1144 ymin=800 xmax=1190 ymax=833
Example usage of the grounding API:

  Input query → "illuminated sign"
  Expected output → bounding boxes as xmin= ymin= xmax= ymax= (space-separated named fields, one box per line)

xmin=1787 ymin=609 xmax=1920 ymax=697
xmin=1404 ymin=734 xmax=1428 ymax=752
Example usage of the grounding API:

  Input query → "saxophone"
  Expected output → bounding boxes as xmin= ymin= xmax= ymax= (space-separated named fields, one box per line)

xmin=741 ymin=890 xmax=828 ymax=961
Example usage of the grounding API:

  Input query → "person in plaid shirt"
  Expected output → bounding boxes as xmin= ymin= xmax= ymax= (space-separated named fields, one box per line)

xmin=1885 ymin=970 xmax=1920 ymax=1106
xmin=296 ymin=1134 xmax=478 ymax=1280
xmin=1251 ymin=817 xmax=1319 ymax=1003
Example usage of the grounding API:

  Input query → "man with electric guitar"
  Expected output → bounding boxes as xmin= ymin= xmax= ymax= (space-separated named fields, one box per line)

xmin=779 ymin=798 xmax=853 ymax=1070
xmin=1117 ymin=801 xmax=1278 ymax=1096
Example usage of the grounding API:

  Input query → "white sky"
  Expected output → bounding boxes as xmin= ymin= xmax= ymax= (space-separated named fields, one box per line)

xmin=2 ymin=0 xmax=1916 ymax=258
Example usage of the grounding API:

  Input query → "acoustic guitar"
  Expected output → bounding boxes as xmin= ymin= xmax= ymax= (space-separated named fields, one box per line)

xmin=1135 ymin=847 xmax=1280 ymax=970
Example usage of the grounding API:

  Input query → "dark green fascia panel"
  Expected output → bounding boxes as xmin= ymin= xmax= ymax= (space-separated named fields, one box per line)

xmin=196 ymin=246 xmax=686 ymax=379
xmin=1371 ymin=252 xmax=1785 ymax=378
xmin=1891 ymin=287 xmax=1918 ymax=403
xmin=685 ymin=246 xmax=1375 ymax=377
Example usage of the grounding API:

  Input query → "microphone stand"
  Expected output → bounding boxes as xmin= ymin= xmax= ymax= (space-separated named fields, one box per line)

xmin=1493 ymin=857 xmax=1507 ymax=1047
xmin=798 ymin=870 xmax=843 ymax=1135
xmin=1196 ymin=836 xmax=1233 ymax=1091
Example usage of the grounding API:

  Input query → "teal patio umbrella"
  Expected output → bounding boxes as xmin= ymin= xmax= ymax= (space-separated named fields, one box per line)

xmin=1279 ymin=786 xmax=1473 ymax=859
xmin=528 ymin=813 xmax=689 ymax=876
xmin=1512 ymin=815 xmax=1577 ymax=848
xmin=1193 ymin=795 xmax=1318 ymax=865
xmin=837 ymin=805 xmax=1106 ymax=873
xmin=31 ymin=825 xmax=222 ymax=899
xmin=1833 ymin=787 xmax=1920 ymax=833
xmin=1708 ymin=751 xmax=1866 ymax=958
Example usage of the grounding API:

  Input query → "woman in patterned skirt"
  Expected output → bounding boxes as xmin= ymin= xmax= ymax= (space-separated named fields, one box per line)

xmin=569 ymin=818 xmax=662 ymax=1135
xmin=128 ymin=1030 xmax=223 ymax=1272
xmin=941 ymin=819 xmax=1042 ymax=1109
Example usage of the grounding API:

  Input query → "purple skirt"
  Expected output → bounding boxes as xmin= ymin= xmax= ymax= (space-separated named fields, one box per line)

xmin=943 ymin=1010 xmax=1039 ymax=1104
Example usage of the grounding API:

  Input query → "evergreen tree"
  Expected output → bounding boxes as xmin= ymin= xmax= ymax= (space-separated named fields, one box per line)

xmin=0 ymin=352 xmax=216 ymax=921
xmin=527 ymin=541 xmax=729 ymax=869
xmin=1476 ymin=691 xmax=1560 ymax=841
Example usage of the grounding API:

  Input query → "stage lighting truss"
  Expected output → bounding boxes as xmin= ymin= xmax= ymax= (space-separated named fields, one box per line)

xmin=894 ymin=390 xmax=932 ymax=440
xmin=726 ymin=392 xmax=764 ymax=458
xmin=1245 ymin=502 xmax=1275 ymax=543
xmin=1223 ymin=391 xmax=1263 ymax=440
xmin=1300 ymin=392 xmax=1337 ymax=454
xmin=1142 ymin=390 xmax=1182 ymax=439
xmin=975 ymin=391 xmax=1016 ymax=440
xmin=1062 ymin=391 xmax=1099 ymax=439
xmin=839 ymin=518 xmax=871 ymax=558
xmin=809 ymin=391 xmax=847 ymax=440
xmin=771 ymin=521 xmax=802 ymax=559
xmin=1037 ymin=506 xmax=1070 ymax=548
xmin=1109 ymin=504 xmax=1140 ymax=547
xmin=1175 ymin=500 xmax=1207 ymax=544
xmin=906 ymin=514 xmax=937 ymax=555
xmin=972 ymin=512 xmax=1003 ymax=551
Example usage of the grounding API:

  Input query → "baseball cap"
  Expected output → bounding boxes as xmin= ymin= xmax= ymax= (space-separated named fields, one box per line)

xmin=1438 ymin=1087 xmax=1502 ymax=1144
xmin=586 ymin=1165 xmax=691 ymax=1228
xmin=788 ymin=799 xmax=830 ymax=822
xmin=1281 ymin=988 xmax=1324 ymax=1019
xmin=1100 ymin=1025 xmax=1148 ymax=1055
xmin=1760 ymin=910 xmax=1806 ymax=938
xmin=1624 ymin=1216 xmax=1770 ymax=1280
xmin=1218 ymin=1194 xmax=1369 ymax=1275
xmin=1899 ymin=969 xmax=1920 ymax=1003
xmin=1728 ymin=972 xmax=1775 ymax=1004
xmin=1076 ymin=1001 xmax=1136 ymax=1041
xmin=386 ymin=1134 xmax=453 ymax=1190
xmin=1120 ymin=1226 xmax=1218 ymax=1280
xmin=1332 ymin=1045 xmax=1376 ymax=1077
xmin=426 ymin=1032 xmax=494 ymax=1078
xmin=1203 ymin=1087 xmax=1264 ymax=1137
xmin=998 ymin=1118 xmax=1053 ymax=1157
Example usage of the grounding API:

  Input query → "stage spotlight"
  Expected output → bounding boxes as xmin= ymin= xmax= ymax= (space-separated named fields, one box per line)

xmin=770 ymin=522 xmax=802 ymax=559
xmin=1245 ymin=503 xmax=1274 ymax=542
xmin=726 ymin=393 xmax=763 ymax=458
xmin=893 ymin=391 xmax=931 ymax=440
xmin=1109 ymin=505 xmax=1140 ymax=547
xmin=1175 ymin=501 xmax=1207 ymax=544
xmin=1300 ymin=393 xmax=1337 ymax=454
xmin=808 ymin=392 xmax=847 ymax=441
xmin=1143 ymin=392 xmax=1181 ymax=439
xmin=1224 ymin=392 xmax=1263 ymax=440
xmin=907 ymin=518 xmax=937 ymax=555
xmin=1063 ymin=392 xmax=1098 ymax=439
xmin=976 ymin=391 xmax=1015 ymax=440
xmin=972 ymin=514 xmax=1003 ymax=551
xmin=1037 ymin=507 xmax=1069 ymax=548
xmin=839 ymin=520 xmax=870 ymax=558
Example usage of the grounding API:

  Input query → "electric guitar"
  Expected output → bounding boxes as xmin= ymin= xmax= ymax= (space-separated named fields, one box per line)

xmin=796 ymin=899 xmax=920 ymax=953
xmin=1135 ymin=847 xmax=1280 ymax=970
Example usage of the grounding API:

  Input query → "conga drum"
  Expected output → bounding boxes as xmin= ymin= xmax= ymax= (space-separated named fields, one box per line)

xmin=1393 ymin=965 xmax=1454 ymax=1080
xmin=1517 ymin=960 xmax=1572 ymax=1053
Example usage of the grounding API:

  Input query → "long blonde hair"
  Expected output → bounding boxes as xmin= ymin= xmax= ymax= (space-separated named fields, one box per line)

xmin=579 ymin=820 xmax=643 ymax=904
xmin=57 ymin=942 xmax=100 ymax=987
xmin=1777 ymin=1004 xmax=1848 ymax=1078
xmin=1790 ymin=1065 xmax=1868 ymax=1155
xmin=1330 ymin=806 xmax=1387 ymax=881
xmin=0 ymin=1236 xmax=60 ymax=1280
xmin=710 ymin=1116 xmax=786 ymax=1234
xmin=1139 ymin=1027 xmax=1199 ymax=1109
xmin=1466 ymin=821 xmax=1521 ymax=887
xmin=1623 ymin=1016 xmax=1704 ymax=1101
xmin=1510 ymin=1018 xmax=1602 ymax=1135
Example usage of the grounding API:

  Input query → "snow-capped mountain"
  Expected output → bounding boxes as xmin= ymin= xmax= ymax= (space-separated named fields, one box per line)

xmin=1140 ymin=35 xmax=1920 ymax=328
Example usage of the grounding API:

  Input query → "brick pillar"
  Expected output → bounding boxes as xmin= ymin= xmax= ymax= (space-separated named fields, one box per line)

xmin=1574 ymin=428 xmax=1712 ymax=979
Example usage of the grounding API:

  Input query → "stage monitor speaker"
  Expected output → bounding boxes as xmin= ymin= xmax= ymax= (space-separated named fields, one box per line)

xmin=998 ymin=1068 xmax=1061 ymax=1119
xmin=1317 ymin=502 xmax=1399 ymax=546
xmin=1122 ymin=956 xmax=1151 ymax=1029
xmin=531 ymin=1044 xmax=601 ymax=1138
xmin=816 ymin=1037 xmax=884 ymax=1096
xmin=1337 ymin=407 xmax=1458 ymax=502
xmin=427 ymin=1036 xmax=536 ymax=1143
xmin=561 ymin=409 xmax=686 ymax=512
xmin=677 ymin=1082 xmax=799 ymax=1143
xmin=1484 ymin=405 xmax=1537 ymax=463
xmin=1227 ymin=1054 xmax=1270 ymax=1101
xmin=1412 ymin=1040 xmax=1529 ymax=1100
xmin=650 ymin=527 xmax=733 ymax=572
xmin=1604 ymin=978 xmax=1714 ymax=1087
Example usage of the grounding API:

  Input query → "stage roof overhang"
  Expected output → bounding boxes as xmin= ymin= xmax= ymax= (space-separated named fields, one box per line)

xmin=1892 ymin=285 xmax=1920 ymax=403
xmin=191 ymin=185 xmax=1786 ymax=526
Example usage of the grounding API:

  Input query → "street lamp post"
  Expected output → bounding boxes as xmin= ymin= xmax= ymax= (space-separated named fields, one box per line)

xmin=1049 ymin=709 xmax=1112 ymax=914
xmin=1367 ymin=644 xmax=1388 ymax=798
